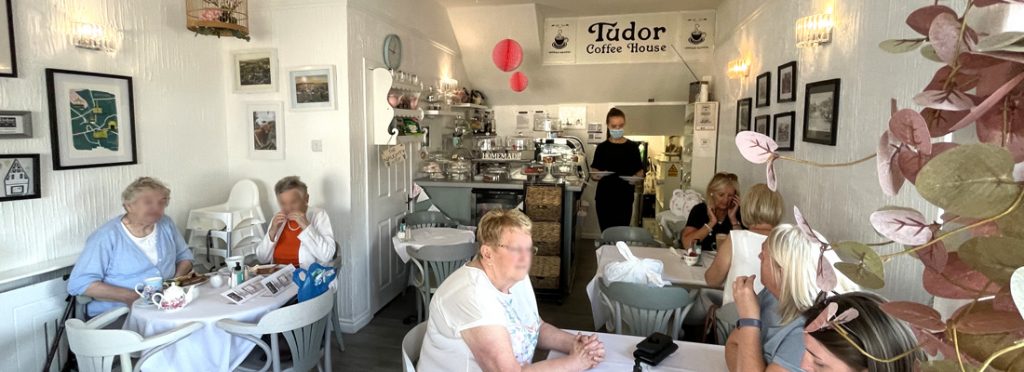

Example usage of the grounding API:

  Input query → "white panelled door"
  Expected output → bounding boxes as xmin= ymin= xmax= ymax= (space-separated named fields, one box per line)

xmin=0 ymin=278 xmax=71 ymax=372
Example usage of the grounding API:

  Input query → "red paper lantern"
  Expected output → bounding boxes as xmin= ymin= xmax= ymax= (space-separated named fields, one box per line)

xmin=510 ymin=72 xmax=528 ymax=92
xmin=492 ymin=39 xmax=523 ymax=72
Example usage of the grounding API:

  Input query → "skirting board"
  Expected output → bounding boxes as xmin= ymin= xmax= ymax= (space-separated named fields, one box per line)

xmin=338 ymin=310 xmax=373 ymax=334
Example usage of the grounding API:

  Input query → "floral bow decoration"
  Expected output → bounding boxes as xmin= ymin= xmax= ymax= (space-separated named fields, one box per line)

xmin=805 ymin=302 xmax=860 ymax=333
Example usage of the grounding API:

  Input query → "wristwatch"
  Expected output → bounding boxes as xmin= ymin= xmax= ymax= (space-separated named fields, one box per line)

xmin=736 ymin=318 xmax=762 ymax=329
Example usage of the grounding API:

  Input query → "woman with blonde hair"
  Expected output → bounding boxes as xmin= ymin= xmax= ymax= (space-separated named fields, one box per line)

xmin=682 ymin=172 xmax=742 ymax=250
xmin=418 ymin=209 xmax=605 ymax=371
xmin=726 ymin=225 xmax=857 ymax=371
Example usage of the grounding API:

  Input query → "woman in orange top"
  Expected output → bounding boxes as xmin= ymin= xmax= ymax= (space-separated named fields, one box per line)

xmin=256 ymin=176 xmax=336 ymax=268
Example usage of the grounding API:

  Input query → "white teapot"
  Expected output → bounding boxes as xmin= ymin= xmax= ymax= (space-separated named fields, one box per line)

xmin=151 ymin=282 xmax=197 ymax=311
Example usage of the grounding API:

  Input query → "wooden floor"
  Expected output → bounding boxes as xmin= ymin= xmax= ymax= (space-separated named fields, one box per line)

xmin=329 ymin=239 xmax=601 ymax=371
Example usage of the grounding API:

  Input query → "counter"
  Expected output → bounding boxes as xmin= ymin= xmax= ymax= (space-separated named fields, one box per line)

xmin=414 ymin=179 xmax=585 ymax=192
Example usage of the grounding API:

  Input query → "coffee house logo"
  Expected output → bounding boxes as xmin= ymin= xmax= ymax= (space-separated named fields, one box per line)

xmin=688 ymin=24 xmax=706 ymax=45
xmin=552 ymin=29 xmax=569 ymax=50
xmin=585 ymin=21 xmax=670 ymax=54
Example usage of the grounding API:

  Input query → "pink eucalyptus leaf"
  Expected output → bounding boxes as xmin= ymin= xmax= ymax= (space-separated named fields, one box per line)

xmin=832 ymin=308 xmax=859 ymax=324
xmin=913 ymin=328 xmax=957 ymax=358
xmin=923 ymin=252 xmax=1001 ymax=299
xmin=816 ymin=255 xmax=837 ymax=292
xmin=898 ymin=142 xmax=959 ymax=183
xmin=976 ymin=62 xmax=1024 ymax=97
xmin=922 ymin=108 xmax=969 ymax=138
xmin=766 ymin=157 xmax=778 ymax=191
xmin=889 ymin=109 xmax=934 ymax=154
xmin=793 ymin=206 xmax=822 ymax=245
xmin=879 ymin=301 xmax=946 ymax=331
xmin=735 ymin=131 xmax=779 ymax=164
xmin=994 ymin=291 xmax=1017 ymax=313
xmin=907 ymin=5 xmax=957 ymax=36
xmin=913 ymin=90 xmax=976 ymax=111
xmin=947 ymin=70 xmax=1024 ymax=133
xmin=869 ymin=209 xmax=932 ymax=245
xmin=876 ymin=131 xmax=905 ymax=196
xmin=916 ymin=240 xmax=949 ymax=272
xmin=975 ymin=0 xmax=1024 ymax=6
xmin=955 ymin=300 xmax=1024 ymax=335
xmin=929 ymin=13 xmax=972 ymax=65
xmin=925 ymin=65 xmax=980 ymax=92
xmin=976 ymin=93 xmax=1024 ymax=163
xmin=805 ymin=302 xmax=838 ymax=333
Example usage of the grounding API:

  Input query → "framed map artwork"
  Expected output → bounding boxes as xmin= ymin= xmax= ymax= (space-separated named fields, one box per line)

xmin=46 ymin=69 xmax=137 ymax=170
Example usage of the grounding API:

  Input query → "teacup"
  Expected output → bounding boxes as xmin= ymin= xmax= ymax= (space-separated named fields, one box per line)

xmin=134 ymin=276 xmax=163 ymax=303
xmin=683 ymin=253 xmax=700 ymax=266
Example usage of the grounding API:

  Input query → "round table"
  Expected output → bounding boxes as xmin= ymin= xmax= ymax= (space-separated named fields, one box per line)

xmin=392 ymin=227 xmax=476 ymax=263
xmin=124 ymin=280 xmax=297 ymax=372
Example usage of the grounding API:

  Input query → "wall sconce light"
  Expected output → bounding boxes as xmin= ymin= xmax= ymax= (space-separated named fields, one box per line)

xmin=727 ymin=58 xmax=750 ymax=79
xmin=795 ymin=13 xmax=833 ymax=47
xmin=73 ymin=22 xmax=119 ymax=51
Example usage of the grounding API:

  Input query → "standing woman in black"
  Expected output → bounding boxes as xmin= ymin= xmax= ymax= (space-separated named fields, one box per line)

xmin=590 ymin=108 xmax=645 ymax=232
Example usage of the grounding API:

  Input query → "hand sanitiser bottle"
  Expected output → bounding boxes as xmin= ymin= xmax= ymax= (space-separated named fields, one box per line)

xmin=232 ymin=262 xmax=244 ymax=287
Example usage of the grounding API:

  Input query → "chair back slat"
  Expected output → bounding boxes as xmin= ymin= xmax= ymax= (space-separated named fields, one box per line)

xmin=600 ymin=227 xmax=663 ymax=247
xmin=282 ymin=316 xmax=329 ymax=372
xmin=600 ymin=281 xmax=693 ymax=339
xmin=404 ymin=211 xmax=457 ymax=229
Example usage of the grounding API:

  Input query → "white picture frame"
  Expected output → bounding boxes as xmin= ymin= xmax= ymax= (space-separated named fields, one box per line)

xmin=0 ymin=110 xmax=31 ymax=138
xmin=232 ymin=49 xmax=278 ymax=93
xmin=288 ymin=65 xmax=336 ymax=111
xmin=245 ymin=101 xmax=285 ymax=160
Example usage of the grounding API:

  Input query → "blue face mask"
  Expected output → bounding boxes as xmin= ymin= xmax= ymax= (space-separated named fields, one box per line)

xmin=609 ymin=129 xmax=625 ymax=139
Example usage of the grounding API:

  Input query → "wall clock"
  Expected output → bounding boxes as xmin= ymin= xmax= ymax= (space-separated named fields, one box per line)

xmin=383 ymin=34 xmax=402 ymax=70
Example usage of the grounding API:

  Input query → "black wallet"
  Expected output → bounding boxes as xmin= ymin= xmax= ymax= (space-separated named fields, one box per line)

xmin=633 ymin=332 xmax=679 ymax=366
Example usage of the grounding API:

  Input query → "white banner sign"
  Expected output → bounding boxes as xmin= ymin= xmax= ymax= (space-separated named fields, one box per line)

xmin=543 ymin=11 xmax=714 ymax=65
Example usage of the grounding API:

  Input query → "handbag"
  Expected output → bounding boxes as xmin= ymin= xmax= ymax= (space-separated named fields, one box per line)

xmin=633 ymin=332 xmax=678 ymax=368
xmin=293 ymin=262 xmax=337 ymax=302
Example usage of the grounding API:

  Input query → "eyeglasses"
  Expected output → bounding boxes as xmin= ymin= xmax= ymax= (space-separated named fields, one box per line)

xmin=499 ymin=244 xmax=538 ymax=256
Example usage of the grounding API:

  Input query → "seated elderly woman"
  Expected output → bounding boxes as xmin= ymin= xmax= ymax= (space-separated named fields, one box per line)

xmin=418 ymin=209 xmax=605 ymax=371
xmin=801 ymin=292 xmax=923 ymax=372
xmin=67 ymin=177 xmax=194 ymax=317
xmin=256 ymin=176 xmax=336 ymax=268
xmin=726 ymin=224 xmax=857 ymax=372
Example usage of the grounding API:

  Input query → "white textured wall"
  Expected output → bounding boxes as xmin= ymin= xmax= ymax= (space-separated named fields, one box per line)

xmin=711 ymin=0 xmax=987 ymax=302
xmin=0 ymin=0 xmax=229 ymax=273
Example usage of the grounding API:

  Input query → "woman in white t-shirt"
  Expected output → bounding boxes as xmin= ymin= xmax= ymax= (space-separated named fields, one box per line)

xmin=418 ymin=209 xmax=605 ymax=371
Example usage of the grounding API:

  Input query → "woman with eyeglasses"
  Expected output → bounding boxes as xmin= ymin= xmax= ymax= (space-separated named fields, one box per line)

xmin=590 ymin=107 xmax=645 ymax=231
xmin=682 ymin=172 xmax=743 ymax=250
xmin=418 ymin=209 xmax=605 ymax=371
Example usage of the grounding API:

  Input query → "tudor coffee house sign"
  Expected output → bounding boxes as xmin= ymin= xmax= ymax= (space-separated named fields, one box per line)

xmin=543 ymin=11 xmax=715 ymax=65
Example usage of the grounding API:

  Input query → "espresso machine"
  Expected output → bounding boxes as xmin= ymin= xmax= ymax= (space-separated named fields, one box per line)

xmin=530 ymin=116 xmax=589 ymax=184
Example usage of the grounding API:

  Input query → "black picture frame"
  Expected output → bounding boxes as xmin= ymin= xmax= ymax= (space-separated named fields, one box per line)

xmin=803 ymin=79 xmax=841 ymax=146
xmin=46 ymin=69 xmax=138 ymax=170
xmin=754 ymin=114 xmax=770 ymax=136
xmin=756 ymin=71 xmax=771 ymax=108
xmin=0 ymin=154 xmax=41 ymax=202
xmin=736 ymin=98 xmax=752 ymax=133
xmin=777 ymin=61 xmax=797 ymax=103
xmin=773 ymin=111 xmax=796 ymax=151
xmin=1 ymin=0 xmax=17 ymax=78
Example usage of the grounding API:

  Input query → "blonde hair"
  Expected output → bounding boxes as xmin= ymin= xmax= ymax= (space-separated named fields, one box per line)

xmin=741 ymin=184 xmax=784 ymax=226
xmin=765 ymin=224 xmax=822 ymax=324
xmin=121 ymin=177 xmax=171 ymax=205
xmin=706 ymin=172 xmax=740 ymax=206
xmin=477 ymin=209 xmax=533 ymax=247
xmin=274 ymin=176 xmax=308 ymax=197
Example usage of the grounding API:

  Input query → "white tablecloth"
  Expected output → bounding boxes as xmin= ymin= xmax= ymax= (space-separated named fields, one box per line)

xmin=392 ymin=227 xmax=476 ymax=263
xmin=124 ymin=280 xmax=298 ymax=372
xmin=547 ymin=331 xmax=727 ymax=371
xmin=587 ymin=245 xmax=717 ymax=330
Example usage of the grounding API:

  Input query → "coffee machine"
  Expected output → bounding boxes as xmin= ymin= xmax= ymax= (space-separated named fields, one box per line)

xmin=531 ymin=116 xmax=588 ymax=184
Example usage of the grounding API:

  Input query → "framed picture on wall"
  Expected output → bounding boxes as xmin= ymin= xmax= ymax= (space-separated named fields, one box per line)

xmin=773 ymin=111 xmax=796 ymax=151
xmin=756 ymin=71 xmax=771 ymax=107
xmin=233 ymin=49 xmax=278 ymax=93
xmin=736 ymin=98 xmax=752 ymax=133
xmin=46 ymin=69 xmax=137 ymax=170
xmin=0 ymin=154 xmax=40 ymax=202
xmin=803 ymin=79 xmax=841 ymax=146
xmin=777 ymin=61 xmax=797 ymax=103
xmin=246 ymin=101 xmax=285 ymax=160
xmin=0 ymin=0 xmax=16 ymax=78
xmin=754 ymin=114 xmax=770 ymax=135
xmin=288 ymin=65 xmax=336 ymax=111
xmin=0 ymin=110 xmax=31 ymax=138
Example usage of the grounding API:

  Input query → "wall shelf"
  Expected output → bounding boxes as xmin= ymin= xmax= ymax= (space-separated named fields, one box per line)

xmin=424 ymin=109 xmax=459 ymax=117
xmin=450 ymin=103 xmax=491 ymax=111
xmin=394 ymin=108 xmax=424 ymax=119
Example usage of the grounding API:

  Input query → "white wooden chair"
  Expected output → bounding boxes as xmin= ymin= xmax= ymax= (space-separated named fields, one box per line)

xmin=217 ymin=287 xmax=336 ymax=372
xmin=408 ymin=242 xmax=477 ymax=323
xmin=65 ymin=307 xmax=203 ymax=372
xmin=402 ymin=322 xmax=428 ymax=372
xmin=599 ymin=281 xmax=695 ymax=339
xmin=329 ymin=241 xmax=345 ymax=352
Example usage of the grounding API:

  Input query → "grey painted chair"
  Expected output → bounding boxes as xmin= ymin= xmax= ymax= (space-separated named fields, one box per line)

xmin=598 ymin=226 xmax=665 ymax=247
xmin=403 ymin=211 xmax=457 ymax=229
xmin=408 ymin=242 xmax=478 ymax=323
xmin=65 ymin=307 xmax=203 ymax=372
xmin=401 ymin=322 xmax=428 ymax=372
xmin=217 ymin=287 xmax=337 ymax=372
xmin=599 ymin=281 xmax=696 ymax=339
xmin=328 ymin=241 xmax=345 ymax=352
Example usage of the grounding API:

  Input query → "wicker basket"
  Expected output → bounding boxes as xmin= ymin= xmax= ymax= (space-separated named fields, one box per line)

xmin=535 ymin=241 xmax=560 ymax=257
xmin=532 ymin=221 xmax=561 ymax=256
xmin=530 ymin=256 xmax=561 ymax=289
xmin=525 ymin=185 xmax=562 ymax=222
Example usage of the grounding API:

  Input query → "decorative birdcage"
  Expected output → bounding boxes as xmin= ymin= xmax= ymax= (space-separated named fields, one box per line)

xmin=186 ymin=0 xmax=250 ymax=41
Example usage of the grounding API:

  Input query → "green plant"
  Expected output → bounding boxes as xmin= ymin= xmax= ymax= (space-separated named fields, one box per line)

xmin=736 ymin=1 xmax=1024 ymax=370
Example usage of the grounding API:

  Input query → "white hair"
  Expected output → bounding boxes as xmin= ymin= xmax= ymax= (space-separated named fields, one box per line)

xmin=121 ymin=177 xmax=170 ymax=205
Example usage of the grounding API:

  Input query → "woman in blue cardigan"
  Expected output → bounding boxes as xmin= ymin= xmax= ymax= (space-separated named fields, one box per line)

xmin=68 ymin=177 xmax=194 ymax=317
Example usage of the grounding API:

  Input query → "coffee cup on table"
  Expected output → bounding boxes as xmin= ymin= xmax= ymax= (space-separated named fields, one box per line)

xmin=134 ymin=276 xmax=163 ymax=303
xmin=715 ymin=233 xmax=728 ymax=250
